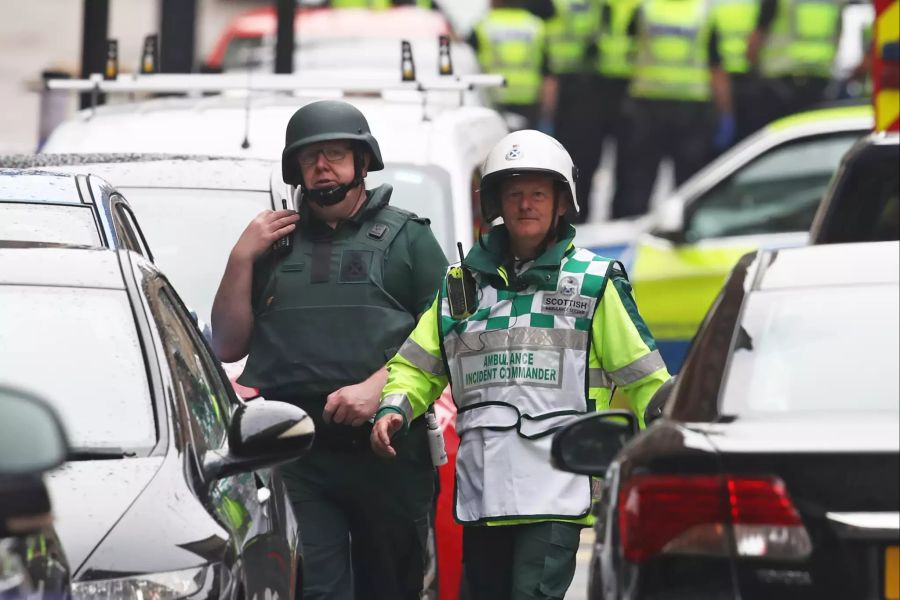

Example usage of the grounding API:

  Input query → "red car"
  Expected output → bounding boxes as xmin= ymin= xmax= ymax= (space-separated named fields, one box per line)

xmin=206 ymin=5 xmax=453 ymax=72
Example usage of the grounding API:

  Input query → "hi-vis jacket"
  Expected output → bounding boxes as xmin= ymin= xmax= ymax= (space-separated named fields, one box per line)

xmin=379 ymin=225 xmax=670 ymax=525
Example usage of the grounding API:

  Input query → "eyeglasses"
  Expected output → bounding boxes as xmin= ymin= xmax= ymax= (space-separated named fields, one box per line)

xmin=297 ymin=145 xmax=352 ymax=167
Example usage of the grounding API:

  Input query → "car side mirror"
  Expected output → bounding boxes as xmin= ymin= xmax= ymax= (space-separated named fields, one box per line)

xmin=644 ymin=376 xmax=677 ymax=427
xmin=203 ymin=399 xmax=315 ymax=481
xmin=0 ymin=386 xmax=69 ymax=537
xmin=551 ymin=410 xmax=639 ymax=476
xmin=0 ymin=387 xmax=68 ymax=476
xmin=650 ymin=198 xmax=686 ymax=244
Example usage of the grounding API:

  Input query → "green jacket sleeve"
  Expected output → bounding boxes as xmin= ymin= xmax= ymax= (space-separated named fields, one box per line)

xmin=379 ymin=294 xmax=449 ymax=426
xmin=592 ymin=273 xmax=670 ymax=426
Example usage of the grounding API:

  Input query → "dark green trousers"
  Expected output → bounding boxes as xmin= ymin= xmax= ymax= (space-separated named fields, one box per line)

xmin=462 ymin=521 xmax=583 ymax=600
xmin=280 ymin=417 xmax=434 ymax=600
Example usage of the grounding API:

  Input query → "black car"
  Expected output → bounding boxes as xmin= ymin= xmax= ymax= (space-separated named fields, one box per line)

xmin=0 ymin=243 xmax=314 ymax=599
xmin=0 ymin=386 xmax=70 ymax=600
xmin=553 ymin=241 xmax=900 ymax=600
xmin=0 ymin=168 xmax=152 ymax=260
xmin=810 ymin=131 xmax=900 ymax=244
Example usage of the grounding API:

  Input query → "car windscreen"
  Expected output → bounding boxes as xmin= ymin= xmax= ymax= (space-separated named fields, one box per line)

xmin=684 ymin=132 xmax=862 ymax=242
xmin=0 ymin=203 xmax=101 ymax=246
xmin=120 ymin=188 xmax=272 ymax=326
xmin=816 ymin=148 xmax=900 ymax=244
xmin=720 ymin=285 xmax=899 ymax=415
xmin=0 ymin=286 xmax=156 ymax=452
xmin=367 ymin=164 xmax=454 ymax=256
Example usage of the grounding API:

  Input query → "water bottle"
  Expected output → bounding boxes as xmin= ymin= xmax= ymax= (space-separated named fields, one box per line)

xmin=425 ymin=411 xmax=448 ymax=466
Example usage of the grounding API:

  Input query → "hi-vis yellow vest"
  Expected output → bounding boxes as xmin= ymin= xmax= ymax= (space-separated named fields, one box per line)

xmin=760 ymin=0 xmax=841 ymax=78
xmin=596 ymin=0 xmax=642 ymax=78
xmin=712 ymin=0 xmax=759 ymax=74
xmin=475 ymin=8 xmax=547 ymax=106
xmin=439 ymin=249 xmax=614 ymax=523
xmin=546 ymin=0 xmax=601 ymax=74
xmin=630 ymin=0 xmax=714 ymax=102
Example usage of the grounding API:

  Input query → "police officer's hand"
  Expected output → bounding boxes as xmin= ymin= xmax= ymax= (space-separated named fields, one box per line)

xmin=232 ymin=210 xmax=299 ymax=262
xmin=371 ymin=413 xmax=404 ymax=458
xmin=323 ymin=381 xmax=380 ymax=427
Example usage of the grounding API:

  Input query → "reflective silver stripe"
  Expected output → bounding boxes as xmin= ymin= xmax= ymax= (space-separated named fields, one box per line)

xmin=443 ymin=327 xmax=588 ymax=357
xmin=398 ymin=338 xmax=445 ymax=376
xmin=588 ymin=368 xmax=611 ymax=389
xmin=381 ymin=393 xmax=414 ymax=423
xmin=827 ymin=512 xmax=900 ymax=539
xmin=608 ymin=350 xmax=666 ymax=386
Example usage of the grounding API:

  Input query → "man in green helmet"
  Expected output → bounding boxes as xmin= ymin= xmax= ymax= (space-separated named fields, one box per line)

xmin=211 ymin=99 xmax=448 ymax=600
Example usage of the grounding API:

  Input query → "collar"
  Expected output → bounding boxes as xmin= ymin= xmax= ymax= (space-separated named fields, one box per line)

xmin=299 ymin=184 xmax=393 ymax=231
xmin=464 ymin=223 xmax=577 ymax=288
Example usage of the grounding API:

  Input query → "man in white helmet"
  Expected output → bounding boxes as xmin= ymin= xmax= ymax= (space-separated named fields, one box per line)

xmin=371 ymin=130 xmax=670 ymax=599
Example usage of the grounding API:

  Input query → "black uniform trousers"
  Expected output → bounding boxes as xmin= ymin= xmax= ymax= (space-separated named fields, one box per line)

xmin=461 ymin=521 xmax=583 ymax=600
xmin=278 ymin=397 xmax=435 ymax=600
xmin=614 ymin=98 xmax=715 ymax=218
xmin=756 ymin=75 xmax=831 ymax=130
xmin=556 ymin=75 xmax=632 ymax=223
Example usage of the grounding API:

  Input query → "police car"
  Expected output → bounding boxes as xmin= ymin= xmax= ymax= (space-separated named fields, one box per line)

xmin=577 ymin=104 xmax=874 ymax=372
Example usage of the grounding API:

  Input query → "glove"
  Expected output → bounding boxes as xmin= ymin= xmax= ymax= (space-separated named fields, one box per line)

xmin=537 ymin=118 xmax=555 ymax=136
xmin=713 ymin=113 xmax=736 ymax=150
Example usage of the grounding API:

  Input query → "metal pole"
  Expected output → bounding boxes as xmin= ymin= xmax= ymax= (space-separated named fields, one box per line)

xmin=160 ymin=0 xmax=198 ymax=73
xmin=80 ymin=0 xmax=109 ymax=109
xmin=275 ymin=0 xmax=295 ymax=74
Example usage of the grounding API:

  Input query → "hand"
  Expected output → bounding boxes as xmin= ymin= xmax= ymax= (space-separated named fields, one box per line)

xmin=323 ymin=380 xmax=380 ymax=427
xmin=232 ymin=209 xmax=299 ymax=263
xmin=713 ymin=113 xmax=736 ymax=151
xmin=371 ymin=413 xmax=404 ymax=458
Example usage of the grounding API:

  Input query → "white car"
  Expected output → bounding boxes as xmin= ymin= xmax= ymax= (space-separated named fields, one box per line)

xmin=42 ymin=83 xmax=508 ymax=258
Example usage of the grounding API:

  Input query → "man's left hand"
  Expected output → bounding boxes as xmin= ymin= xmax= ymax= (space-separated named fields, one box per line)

xmin=323 ymin=381 xmax=380 ymax=427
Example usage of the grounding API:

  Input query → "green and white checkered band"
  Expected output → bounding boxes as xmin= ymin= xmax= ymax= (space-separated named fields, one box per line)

xmin=439 ymin=248 xmax=613 ymax=437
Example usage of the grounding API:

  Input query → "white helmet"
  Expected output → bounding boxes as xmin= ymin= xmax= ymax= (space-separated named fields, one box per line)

xmin=479 ymin=130 xmax=579 ymax=223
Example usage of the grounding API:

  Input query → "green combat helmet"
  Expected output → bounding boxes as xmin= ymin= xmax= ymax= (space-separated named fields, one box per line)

xmin=281 ymin=100 xmax=385 ymax=206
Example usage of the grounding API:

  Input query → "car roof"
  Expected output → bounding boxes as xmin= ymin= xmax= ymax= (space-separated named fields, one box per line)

xmin=0 ymin=169 xmax=82 ymax=204
xmin=0 ymin=245 xmax=125 ymax=289
xmin=42 ymin=94 xmax=504 ymax=165
xmin=1 ymin=154 xmax=276 ymax=191
xmin=756 ymin=241 xmax=900 ymax=291
xmin=765 ymin=103 xmax=873 ymax=134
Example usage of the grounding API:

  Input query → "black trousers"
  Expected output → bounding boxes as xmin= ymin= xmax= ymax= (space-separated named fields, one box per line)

xmin=756 ymin=76 xmax=831 ymax=130
xmin=280 ymin=409 xmax=435 ymax=600
xmin=732 ymin=73 xmax=767 ymax=145
xmin=556 ymin=76 xmax=632 ymax=223
xmin=462 ymin=521 xmax=583 ymax=600
xmin=614 ymin=98 xmax=715 ymax=218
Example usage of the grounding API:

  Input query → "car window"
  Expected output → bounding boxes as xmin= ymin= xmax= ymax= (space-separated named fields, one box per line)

xmin=684 ymin=132 xmax=862 ymax=242
xmin=366 ymin=164 xmax=454 ymax=256
xmin=222 ymin=36 xmax=266 ymax=71
xmin=153 ymin=286 xmax=230 ymax=451
xmin=112 ymin=197 xmax=152 ymax=258
xmin=122 ymin=188 xmax=272 ymax=325
xmin=817 ymin=150 xmax=900 ymax=244
xmin=0 ymin=286 xmax=155 ymax=452
xmin=720 ymin=285 xmax=899 ymax=414
xmin=0 ymin=203 xmax=101 ymax=246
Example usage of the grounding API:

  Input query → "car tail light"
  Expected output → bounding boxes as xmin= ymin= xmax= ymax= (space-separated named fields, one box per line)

xmin=619 ymin=475 xmax=812 ymax=563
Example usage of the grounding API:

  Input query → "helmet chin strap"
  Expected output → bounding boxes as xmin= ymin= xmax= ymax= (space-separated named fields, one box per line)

xmin=303 ymin=149 xmax=365 ymax=207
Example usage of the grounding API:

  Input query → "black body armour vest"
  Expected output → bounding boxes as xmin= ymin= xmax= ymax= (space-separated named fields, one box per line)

xmin=240 ymin=186 xmax=418 ymax=399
